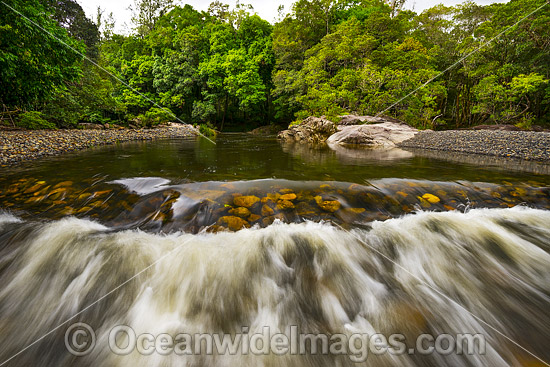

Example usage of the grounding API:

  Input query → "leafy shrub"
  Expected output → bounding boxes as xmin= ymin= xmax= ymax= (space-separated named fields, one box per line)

xmin=16 ymin=112 xmax=56 ymax=130
xmin=515 ymin=114 xmax=534 ymax=130
xmin=198 ymin=123 xmax=217 ymax=139
xmin=41 ymin=88 xmax=80 ymax=128
xmin=137 ymin=107 xmax=174 ymax=127
xmin=192 ymin=101 xmax=217 ymax=124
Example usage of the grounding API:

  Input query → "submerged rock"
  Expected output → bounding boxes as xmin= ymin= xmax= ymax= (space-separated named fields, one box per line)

xmin=279 ymin=193 xmax=297 ymax=201
xmin=295 ymin=202 xmax=316 ymax=216
xmin=315 ymin=196 xmax=341 ymax=212
xmin=229 ymin=207 xmax=251 ymax=218
xmin=233 ymin=195 xmax=260 ymax=208
xmin=261 ymin=204 xmax=275 ymax=216
xmin=338 ymin=208 xmax=367 ymax=222
xmin=248 ymin=214 xmax=261 ymax=222
xmin=217 ymin=216 xmax=250 ymax=231
xmin=421 ymin=193 xmax=441 ymax=204
xmin=277 ymin=199 xmax=295 ymax=210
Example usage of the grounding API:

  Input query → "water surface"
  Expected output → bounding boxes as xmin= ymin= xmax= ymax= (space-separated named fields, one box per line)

xmin=0 ymin=134 xmax=549 ymax=367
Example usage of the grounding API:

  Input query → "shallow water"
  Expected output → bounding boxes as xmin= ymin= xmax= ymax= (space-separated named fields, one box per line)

xmin=0 ymin=134 xmax=549 ymax=366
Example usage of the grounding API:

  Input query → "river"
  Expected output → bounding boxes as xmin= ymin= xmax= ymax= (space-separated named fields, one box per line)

xmin=0 ymin=133 xmax=549 ymax=366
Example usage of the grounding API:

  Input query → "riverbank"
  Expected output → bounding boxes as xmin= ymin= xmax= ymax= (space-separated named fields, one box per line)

xmin=399 ymin=130 xmax=550 ymax=162
xmin=0 ymin=124 xmax=196 ymax=166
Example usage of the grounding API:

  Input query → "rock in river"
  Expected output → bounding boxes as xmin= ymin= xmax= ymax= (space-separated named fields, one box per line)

xmin=277 ymin=116 xmax=338 ymax=144
xmin=229 ymin=207 xmax=251 ymax=218
xmin=278 ymin=115 xmax=418 ymax=148
xmin=233 ymin=195 xmax=260 ymax=208
xmin=327 ymin=122 xmax=418 ymax=147
xmin=217 ymin=216 xmax=250 ymax=231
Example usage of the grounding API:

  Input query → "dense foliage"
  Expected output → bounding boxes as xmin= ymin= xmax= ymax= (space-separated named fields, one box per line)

xmin=0 ymin=0 xmax=549 ymax=130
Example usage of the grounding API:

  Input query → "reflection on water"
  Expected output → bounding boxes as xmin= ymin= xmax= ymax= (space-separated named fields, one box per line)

xmin=281 ymin=140 xmax=415 ymax=165
xmin=2 ymin=134 xmax=549 ymax=184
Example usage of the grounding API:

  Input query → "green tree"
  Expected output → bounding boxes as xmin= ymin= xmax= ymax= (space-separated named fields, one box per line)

xmin=44 ymin=0 xmax=100 ymax=58
xmin=131 ymin=0 xmax=174 ymax=37
xmin=0 ymin=0 xmax=84 ymax=109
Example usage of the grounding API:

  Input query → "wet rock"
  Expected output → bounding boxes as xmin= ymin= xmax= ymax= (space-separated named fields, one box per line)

xmin=338 ymin=208 xmax=366 ymax=222
xmin=24 ymin=183 xmax=45 ymax=194
xmin=233 ymin=195 xmax=260 ymax=208
xmin=315 ymin=196 xmax=341 ymax=212
xmin=279 ymin=193 xmax=297 ymax=201
xmin=34 ymin=185 xmax=51 ymax=196
xmin=77 ymin=206 xmax=93 ymax=214
xmin=183 ymin=190 xmax=226 ymax=201
xmin=206 ymin=225 xmax=225 ymax=233
xmin=24 ymin=196 xmax=43 ymax=204
xmin=295 ymin=202 xmax=317 ymax=216
xmin=152 ymin=211 xmax=167 ymax=222
xmin=78 ymin=193 xmax=92 ymax=201
xmin=93 ymin=189 xmax=112 ymax=197
xmin=248 ymin=214 xmax=261 ymax=223
xmin=229 ymin=207 xmax=251 ymax=218
xmin=277 ymin=200 xmax=295 ymax=210
xmin=264 ymin=193 xmax=281 ymax=202
xmin=60 ymin=207 xmax=75 ymax=215
xmin=54 ymin=181 xmax=73 ymax=188
xmin=262 ymin=213 xmax=285 ymax=226
xmin=261 ymin=204 xmax=275 ymax=217
xmin=279 ymin=189 xmax=294 ymax=194
xmin=261 ymin=197 xmax=274 ymax=204
xmin=217 ymin=216 xmax=250 ymax=231
xmin=421 ymin=193 xmax=440 ymax=204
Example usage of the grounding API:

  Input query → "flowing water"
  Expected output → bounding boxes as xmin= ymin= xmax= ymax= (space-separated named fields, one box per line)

xmin=0 ymin=133 xmax=550 ymax=366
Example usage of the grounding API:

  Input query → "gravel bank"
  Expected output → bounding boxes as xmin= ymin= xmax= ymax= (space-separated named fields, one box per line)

xmin=399 ymin=130 xmax=550 ymax=162
xmin=0 ymin=124 xmax=197 ymax=166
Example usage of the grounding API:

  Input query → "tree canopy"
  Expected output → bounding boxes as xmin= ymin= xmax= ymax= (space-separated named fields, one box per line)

xmin=1 ymin=0 xmax=549 ymax=130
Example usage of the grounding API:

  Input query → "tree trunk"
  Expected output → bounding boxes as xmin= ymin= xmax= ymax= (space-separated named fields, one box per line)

xmin=220 ymin=94 xmax=228 ymax=132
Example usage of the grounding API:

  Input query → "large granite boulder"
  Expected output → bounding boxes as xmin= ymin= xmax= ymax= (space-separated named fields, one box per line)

xmin=277 ymin=116 xmax=338 ymax=144
xmin=327 ymin=122 xmax=418 ymax=147
xmin=278 ymin=115 xmax=418 ymax=148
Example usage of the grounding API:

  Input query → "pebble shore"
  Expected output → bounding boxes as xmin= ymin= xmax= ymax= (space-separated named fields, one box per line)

xmin=0 ymin=125 xmax=196 ymax=166
xmin=399 ymin=130 xmax=550 ymax=162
